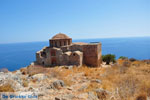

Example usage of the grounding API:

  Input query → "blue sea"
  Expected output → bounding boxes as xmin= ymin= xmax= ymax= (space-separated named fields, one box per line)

xmin=0 ymin=37 xmax=150 ymax=71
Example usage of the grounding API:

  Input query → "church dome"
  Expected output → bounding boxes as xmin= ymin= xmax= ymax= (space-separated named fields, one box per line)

xmin=51 ymin=33 xmax=70 ymax=40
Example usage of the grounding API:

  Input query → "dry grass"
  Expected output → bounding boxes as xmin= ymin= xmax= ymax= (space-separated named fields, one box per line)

xmin=0 ymin=84 xmax=14 ymax=92
xmin=22 ymin=80 xmax=28 ymax=87
xmin=27 ymin=65 xmax=50 ymax=76
xmin=20 ymin=68 xmax=27 ymax=75
xmin=21 ymin=77 xmax=29 ymax=87
xmin=25 ymin=60 xmax=150 ymax=100
xmin=98 ymin=60 xmax=150 ymax=100
xmin=84 ymin=82 xmax=101 ymax=92
xmin=60 ymin=77 xmax=74 ymax=86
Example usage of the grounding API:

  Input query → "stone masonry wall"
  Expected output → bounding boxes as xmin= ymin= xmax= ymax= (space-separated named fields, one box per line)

xmin=83 ymin=43 xmax=102 ymax=67
xmin=97 ymin=43 xmax=102 ymax=66
xmin=36 ymin=42 xmax=102 ymax=67
xmin=69 ymin=51 xmax=83 ymax=66
xmin=69 ymin=45 xmax=84 ymax=52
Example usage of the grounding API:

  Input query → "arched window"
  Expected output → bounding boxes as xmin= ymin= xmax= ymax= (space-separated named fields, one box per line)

xmin=51 ymin=50 xmax=56 ymax=56
xmin=64 ymin=41 xmax=66 ymax=45
xmin=60 ymin=41 xmax=61 ymax=46
xmin=55 ymin=41 xmax=57 ymax=47
xmin=68 ymin=40 xmax=70 ymax=45
xmin=51 ymin=41 xmax=53 ymax=47
xmin=51 ymin=58 xmax=56 ymax=65
xmin=42 ymin=61 xmax=44 ymax=65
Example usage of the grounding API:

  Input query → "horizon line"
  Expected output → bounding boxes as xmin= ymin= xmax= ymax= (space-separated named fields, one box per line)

xmin=0 ymin=35 xmax=150 ymax=45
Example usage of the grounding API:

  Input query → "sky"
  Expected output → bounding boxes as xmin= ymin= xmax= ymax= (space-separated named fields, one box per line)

xmin=0 ymin=0 xmax=150 ymax=44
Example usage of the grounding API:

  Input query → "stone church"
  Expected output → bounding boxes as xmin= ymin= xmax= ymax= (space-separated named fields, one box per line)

xmin=36 ymin=33 xmax=102 ymax=67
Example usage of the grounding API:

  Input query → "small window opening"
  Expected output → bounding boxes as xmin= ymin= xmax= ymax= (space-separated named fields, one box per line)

xmin=51 ymin=51 xmax=56 ymax=56
xmin=64 ymin=41 xmax=66 ymax=45
xmin=51 ymin=41 xmax=53 ymax=47
xmin=55 ymin=42 xmax=57 ymax=47
xmin=73 ymin=53 xmax=76 ymax=56
xmin=41 ymin=52 xmax=46 ymax=58
xmin=60 ymin=41 xmax=61 ymax=46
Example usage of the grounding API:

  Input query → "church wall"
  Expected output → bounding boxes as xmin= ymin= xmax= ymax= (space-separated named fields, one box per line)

xmin=69 ymin=51 xmax=83 ymax=66
xmin=69 ymin=45 xmax=84 ymax=52
xmin=83 ymin=43 xmax=102 ymax=67
xmin=36 ymin=33 xmax=102 ymax=67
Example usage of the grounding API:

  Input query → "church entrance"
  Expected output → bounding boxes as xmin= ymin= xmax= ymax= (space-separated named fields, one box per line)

xmin=51 ymin=58 xmax=57 ymax=66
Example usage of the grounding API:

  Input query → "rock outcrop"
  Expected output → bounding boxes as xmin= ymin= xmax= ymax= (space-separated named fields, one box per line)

xmin=0 ymin=65 xmax=110 ymax=100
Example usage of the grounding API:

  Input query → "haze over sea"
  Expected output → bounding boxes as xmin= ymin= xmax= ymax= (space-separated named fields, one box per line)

xmin=0 ymin=37 xmax=150 ymax=71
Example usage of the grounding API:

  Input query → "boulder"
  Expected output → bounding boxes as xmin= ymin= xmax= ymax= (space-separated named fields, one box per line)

xmin=78 ymin=85 xmax=88 ymax=91
xmin=0 ymin=71 xmax=25 ymax=91
xmin=64 ymin=66 xmax=73 ymax=69
xmin=31 ymin=74 xmax=48 ymax=82
xmin=53 ymin=80 xmax=65 ymax=89
xmin=48 ymin=84 xmax=55 ymax=89
xmin=91 ymin=79 xmax=102 ymax=84
xmin=49 ymin=80 xmax=65 ymax=89
xmin=88 ymin=92 xmax=99 ymax=100
xmin=28 ymin=86 xmax=39 ymax=92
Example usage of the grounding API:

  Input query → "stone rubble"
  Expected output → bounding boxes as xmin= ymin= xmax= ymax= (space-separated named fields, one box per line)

xmin=0 ymin=67 xmax=110 ymax=100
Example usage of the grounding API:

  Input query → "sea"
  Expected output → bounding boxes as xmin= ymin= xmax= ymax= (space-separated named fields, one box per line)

xmin=0 ymin=37 xmax=150 ymax=71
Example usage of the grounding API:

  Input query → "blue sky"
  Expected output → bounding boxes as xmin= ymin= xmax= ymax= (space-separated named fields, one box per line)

xmin=0 ymin=0 xmax=150 ymax=43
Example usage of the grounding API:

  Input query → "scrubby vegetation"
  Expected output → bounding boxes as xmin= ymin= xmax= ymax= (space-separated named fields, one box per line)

xmin=26 ymin=65 xmax=49 ymax=76
xmin=102 ymin=54 xmax=116 ymax=64
xmin=23 ymin=59 xmax=150 ymax=99
xmin=49 ymin=60 xmax=150 ymax=100
xmin=22 ymin=80 xmax=28 ymax=87
xmin=0 ymin=84 xmax=14 ymax=92
xmin=129 ymin=58 xmax=137 ymax=62
xmin=119 ymin=56 xmax=128 ymax=60
xmin=100 ymin=59 xmax=150 ymax=100
xmin=1 ymin=58 xmax=150 ymax=100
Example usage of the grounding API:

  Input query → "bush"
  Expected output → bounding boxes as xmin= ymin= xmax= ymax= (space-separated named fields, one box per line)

xmin=129 ymin=58 xmax=137 ymax=62
xmin=136 ymin=93 xmax=147 ymax=100
xmin=119 ymin=56 xmax=128 ymax=60
xmin=102 ymin=54 xmax=116 ymax=65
